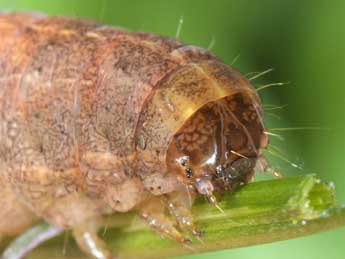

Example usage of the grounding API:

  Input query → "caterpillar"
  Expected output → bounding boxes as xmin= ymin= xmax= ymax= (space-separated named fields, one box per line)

xmin=0 ymin=13 xmax=272 ymax=259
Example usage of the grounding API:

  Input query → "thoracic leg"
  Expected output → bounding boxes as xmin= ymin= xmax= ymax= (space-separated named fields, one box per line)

xmin=166 ymin=186 xmax=202 ymax=237
xmin=139 ymin=195 xmax=192 ymax=244
xmin=73 ymin=217 xmax=115 ymax=259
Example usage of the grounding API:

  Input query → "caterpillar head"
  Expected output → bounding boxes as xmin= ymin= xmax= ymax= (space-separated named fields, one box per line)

xmin=135 ymin=60 xmax=270 ymax=201
xmin=167 ymin=91 xmax=268 ymax=205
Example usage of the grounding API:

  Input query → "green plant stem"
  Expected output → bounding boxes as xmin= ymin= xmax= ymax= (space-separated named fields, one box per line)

xmin=2 ymin=175 xmax=345 ymax=259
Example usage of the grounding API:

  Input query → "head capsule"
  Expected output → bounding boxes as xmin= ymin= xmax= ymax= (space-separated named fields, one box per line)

xmin=166 ymin=91 xmax=268 ymax=201
xmin=135 ymin=60 xmax=268 ymax=200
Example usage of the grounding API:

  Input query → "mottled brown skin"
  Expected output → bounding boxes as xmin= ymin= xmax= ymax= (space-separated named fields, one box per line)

xmin=0 ymin=13 xmax=268 ymax=259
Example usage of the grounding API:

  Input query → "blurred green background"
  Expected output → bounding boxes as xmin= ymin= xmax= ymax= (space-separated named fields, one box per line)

xmin=0 ymin=0 xmax=344 ymax=258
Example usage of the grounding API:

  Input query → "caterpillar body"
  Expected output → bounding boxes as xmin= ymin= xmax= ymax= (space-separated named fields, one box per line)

xmin=0 ymin=13 xmax=269 ymax=259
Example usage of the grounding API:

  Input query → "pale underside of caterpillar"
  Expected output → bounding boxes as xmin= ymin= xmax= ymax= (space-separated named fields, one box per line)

xmin=0 ymin=13 xmax=269 ymax=259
